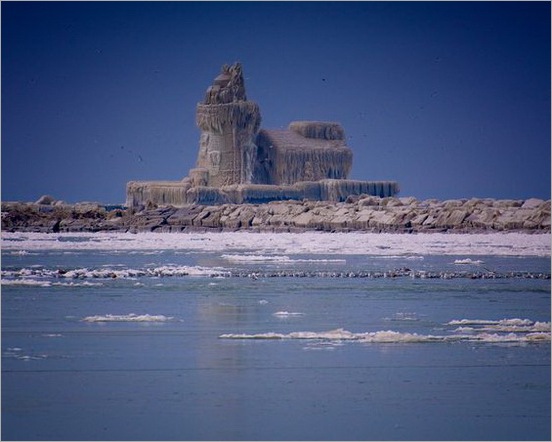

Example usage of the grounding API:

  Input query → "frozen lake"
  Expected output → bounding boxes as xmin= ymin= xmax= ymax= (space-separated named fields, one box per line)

xmin=2 ymin=232 xmax=550 ymax=440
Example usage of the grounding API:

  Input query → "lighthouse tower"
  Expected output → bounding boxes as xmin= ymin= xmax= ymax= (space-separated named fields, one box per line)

xmin=191 ymin=63 xmax=262 ymax=187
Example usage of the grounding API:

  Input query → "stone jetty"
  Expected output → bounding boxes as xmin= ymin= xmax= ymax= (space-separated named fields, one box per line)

xmin=2 ymin=196 xmax=550 ymax=234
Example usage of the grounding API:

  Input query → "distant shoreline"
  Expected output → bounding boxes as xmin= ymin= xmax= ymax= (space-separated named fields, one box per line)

xmin=2 ymin=196 xmax=550 ymax=234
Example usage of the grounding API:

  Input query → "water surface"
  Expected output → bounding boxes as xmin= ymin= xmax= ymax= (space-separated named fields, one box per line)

xmin=2 ymin=232 xmax=550 ymax=440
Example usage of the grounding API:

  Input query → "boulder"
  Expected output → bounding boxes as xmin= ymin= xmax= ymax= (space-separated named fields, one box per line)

xmin=192 ymin=209 xmax=212 ymax=227
xmin=409 ymin=212 xmax=429 ymax=228
xmin=368 ymin=210 xmax=408 ymax=230
xmin=238 ymin=207 xmax=257 ymax=227
xmin=442 ymin=199 xmax=465 ymax=209
xmin=521 ymin=198 xmax=545 ymax=209
xmin=493 ymin=209 xmax=530 ymax=230
xmin=200 ymin=210 xmax=222 ymax=228
xmin=291 ymin=211 xmax=318 ymax=228
xmin=327 ymin=214 xmax=350 ymax=230
xmin=384 ymin=198 xmax=404 ymax=207
xmin=493 ymin=199 xmax=523 ymax=208
xmin=351 ymin=210 xmax=373 ymax=230
xmin=73 ymin=202 xmax=105 ymax=216
xmin=358 ymin=196 xmax=381 ymax=207
xmin=166 ymin=206 xmax=203 ymax=228
xmin=35 ymin=195 xmax=56 ymax=205
xmin=434 ymin=209 xmax=468 ymax=229
xmin=221 ymin=207 xmax=243 ymax=229
xmin=398 ymin=196 xmax=418 ymax=206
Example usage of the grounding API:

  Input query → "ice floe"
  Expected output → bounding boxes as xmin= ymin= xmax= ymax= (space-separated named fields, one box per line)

xmin=454 ymin=258 xmax=484 ymax=265
xmin=272 ymin=311 xmax=304 ymax=318
xmin=82 ymin=313 xmax=174 ymax=322
xmin=222 ymin=254 xmax=346 ymax=263
xmin=220 ymin=318 xmax=551 ymax=344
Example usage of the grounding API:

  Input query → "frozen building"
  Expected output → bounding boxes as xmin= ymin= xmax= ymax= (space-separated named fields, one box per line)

xmin=126 ymin=63 xmax=398 ymax=208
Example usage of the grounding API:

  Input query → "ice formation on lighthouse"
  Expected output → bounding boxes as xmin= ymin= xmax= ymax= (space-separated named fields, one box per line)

xmin=126 ymin=63 xmax=398 ymax=208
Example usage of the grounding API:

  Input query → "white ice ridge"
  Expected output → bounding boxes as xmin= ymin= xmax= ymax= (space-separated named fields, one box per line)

xmin=82 ymin=313 xmax=173 ymax=322
xmin=448 ymin=318 xmax=551 ymax=333
xmin=2 ymin=231 xmax=550 ymax=257
xmin=1 ymin=279 xmax=103 ymax=287
xmin=2 ymin=265 xmax=229 ymax=280
xmin=448 ymin=318 xmax=534 ymax=326
xmin=219 ymin=328 xmax=550 ymax=343
xmin=273 ymin=311 xmax=304 ymax=317
xmin=221 ymin=254 xmax=345 ymax=263
xmin=453 ymin=258 xmax=484 ymax=265
xmin=1 ymin=279 xmax=52 ymax=287
xmin=220 ymin=319 xmax=551 ymax=344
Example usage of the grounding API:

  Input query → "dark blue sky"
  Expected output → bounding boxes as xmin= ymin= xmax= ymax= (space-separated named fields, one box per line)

xmin=2 ymin=1 xmax=550 ymax=203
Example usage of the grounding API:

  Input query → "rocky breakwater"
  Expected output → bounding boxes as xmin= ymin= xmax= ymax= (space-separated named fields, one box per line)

xmin=2 ymin=195 xmax=550 ymax=234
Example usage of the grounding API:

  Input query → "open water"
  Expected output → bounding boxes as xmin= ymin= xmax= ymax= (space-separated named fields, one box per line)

xmin=1 ymin=232 xmax=550 ymax=441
